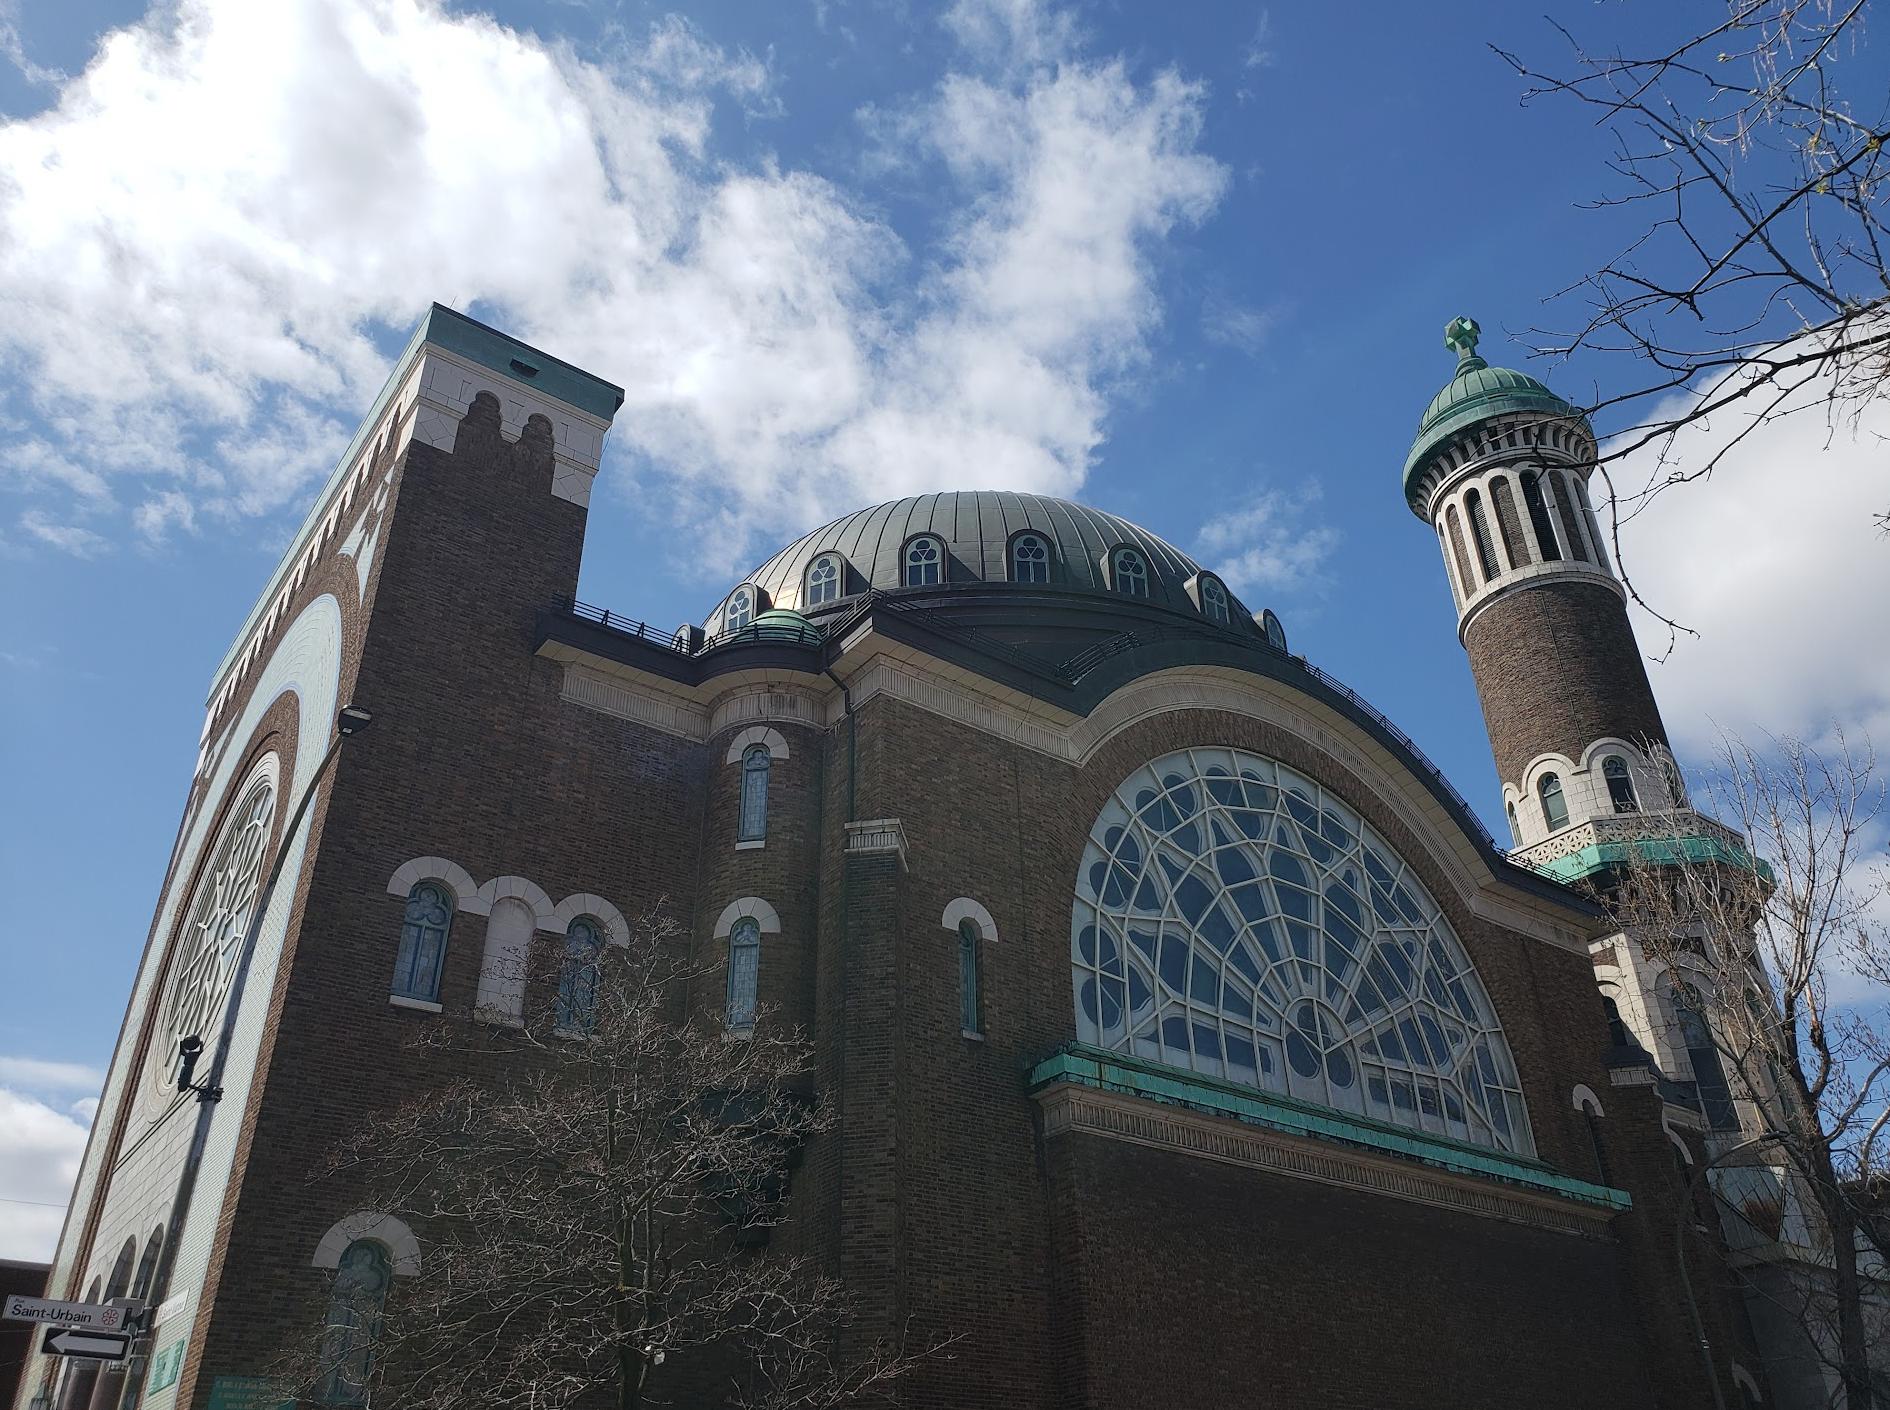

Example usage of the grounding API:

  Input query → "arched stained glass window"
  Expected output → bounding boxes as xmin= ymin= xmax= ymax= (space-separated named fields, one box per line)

xmin=393 ymin=883 xmax=451 ymax=1001
xmin=1538 ymin=773 xmax=1569 ymax=831
xmin=1112 ymin=547 xmax=1148 ymax=598
xmin=739 ymin=745 xmax=771 ymax=843
xmin=1674 ymin=986 xmax=1738 ymax=1131
xmin=1603 ymin=756 xmax=1637 ymax=813
xmin=1071 ymin=749 xmax=1534 ymax=1155
xmin=1010 ymin=533 xmax=1051 ymax=583
xmin=958 ymin=919 xmax=983 ymax=1034
xmin=317 ymin=1240 xmax=391 ymax=1406
xmin=903 ymin=536 xmax=943 ymax=586
xmin=1199 ymin=576 xmax=1230 ymax=624
xmin=724 ymin=586 xmax=755 ymax=633
xmin=804 ymin=554 xmax=842 ymax=607
xmin=557 ymin=918 xmax=603 ymax=1033
xmin=726 ymin=918 xmax=761 ymax=1031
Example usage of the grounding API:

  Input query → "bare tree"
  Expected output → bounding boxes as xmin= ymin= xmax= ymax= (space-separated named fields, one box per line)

xmin=1604 ymin=731 xmax=1889 ymax=1407
xmin=289 ymin=910 xmax=932 ymax=1410
xmin=1495 ymin=2 xmax=1890 ymax=569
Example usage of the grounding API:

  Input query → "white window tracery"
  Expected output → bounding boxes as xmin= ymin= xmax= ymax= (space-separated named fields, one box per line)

xmin=1071 ymin=748 xmax=1534 ymax=1155
xmin=804 ymin=553 xmax=842 ymax=607
xmin=1011 ymin=533 xmax=1051 ymax=583
xmin=1111 ymin=547 xmax=1148 ymax=597
xmin=903 ymin=536 xmax=943 ymax=586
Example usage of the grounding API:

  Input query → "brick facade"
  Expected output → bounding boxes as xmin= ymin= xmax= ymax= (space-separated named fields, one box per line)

xmin=27 ymin=310 xmax=1764 ymax=1410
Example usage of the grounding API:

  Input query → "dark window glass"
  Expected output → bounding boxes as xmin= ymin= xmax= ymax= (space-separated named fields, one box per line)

xmin=903 ymin=537 xmax=942 ymax=586
xmin=1465 ymin=489 xmax=1499 ymax=579
xmin=1538 ymin=773 xmax=1569 ymax=830
xmin=1675 ymin=987 xmax=1739 ymax=1130
xmin=1010 ymin=534 xmax=1050 ymax=583
xmin=1113 ymin=548 xmax=1148 ymax=597
xmin=1521 ymin=471 xmax=1562 ymax=561
xmin=805 ymin=555 xmax=841 ymax=607
xmin=739 ymin=745 xmax=771 ymax=842
xmin=557 ymin=918 xmax=602 ymax=1033
xmin=317 ymin=1241 xmax=391 ymax=1406
xmin=1603 ymin=756 xmax=1637 ymax=813
xmin=394 ymin=883 xmax=451 ymax=1001
xmin=726 ymin=918 xmax=761 ymax=1030
xmin=959 ymin=919 xmax=982 ymax=1033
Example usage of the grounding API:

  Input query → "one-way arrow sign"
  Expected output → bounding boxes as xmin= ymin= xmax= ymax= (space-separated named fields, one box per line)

xmin=41 ymin=1327 xmax=132 ymax=1362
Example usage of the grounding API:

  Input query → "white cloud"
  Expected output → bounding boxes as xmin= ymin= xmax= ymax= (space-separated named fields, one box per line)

xmin=1612 ymin=377 xmax=1890 ymax=761
xmin=18 ymin=510 xmax=107 ymax=558
xmin=0 ymin=0 xmax=1225 ymax=566
xmin=0 ymin=1087 xmax=89 ymax=1262
xmin=1194 ymin=482 xmax=1340 ymax=599
xmin=0 ymin=1057 xmax=105 ymax=1093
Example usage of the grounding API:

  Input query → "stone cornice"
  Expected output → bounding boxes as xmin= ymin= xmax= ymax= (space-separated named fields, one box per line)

xmin=1035 ymin=1080 xmax=1623 ymax=1239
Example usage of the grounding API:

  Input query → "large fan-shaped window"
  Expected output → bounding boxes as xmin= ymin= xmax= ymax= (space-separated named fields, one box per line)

xmin=1071 ymin=748 xmax=1534 ymax=1155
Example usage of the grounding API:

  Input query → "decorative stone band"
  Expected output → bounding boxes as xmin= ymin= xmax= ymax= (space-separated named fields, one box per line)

xmin=845 ymin=817 xmax=909 ymax=869
xmin=1030 ymin=1046 xmax=1629 ymax=1238
xmin=1513 ymin=808 xmax=1770 ymax=886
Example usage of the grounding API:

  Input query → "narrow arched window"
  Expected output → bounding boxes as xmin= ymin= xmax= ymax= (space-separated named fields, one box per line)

xmin=1573 ymin=476 xmax=1611 ymax=571
xmin=1538 ymin=773 xmax=1569 ymax=831
xmin=1674 ymin=987 xmax=1738 ymax=1131
xmin=393 ymin=883 xmax=451 ymax=1001
xmin=1661 ymin=753 xmax=1690 ymax=808
xmin=1603 ymin=756 xmax=1638 ymax=813
xmin=1549 ymin=472 xmax=1591 ymax=563
xmin=1112 ymin=547 xmax=1148 ymax=597
xmin=739 ymin=744 xmax=771 ymax=843
xmin=557 ymin=918 xmax=602 ymax=1033
xmin=1521 ymin=471 xmax=1562 ymax=561
xmin=726 ymin=917 xmax=761 ymax=1031
xmin=1465 ymin=488 xmax=1498 ymax=579
xmin=958 ymin=919 xmax=983 ymax=1034
xmin=317 ymin=1240 xmax=391 ymax=1406
xmin=1445 ymin=504 xmax=1478 ymax=588
xmin=804 ymin=554 xmax=841 ymax=608
xmin=1506 ymin=801 xmax=1521 ymax=846
xmin=1490 ymin=476 xmax=1530 ymax=567
xmin=724 ymin=586 xmax=755 ymax=633
xmin=903 ymin=536 xmax=943 ymax=586
xmin=1199 ymin=576 xmax=1230 ymax=624
xmin=1010 ymin=533 xmax=1051 ymax=583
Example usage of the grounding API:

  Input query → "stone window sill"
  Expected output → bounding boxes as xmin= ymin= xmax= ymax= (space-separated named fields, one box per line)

xmin=735 ymin=839 xmax=765 ymax=851
xmin=389 ymin=994 xmax=443 ymax=1013
xmin=961 ymin=1028 xmax=985 ymax=1042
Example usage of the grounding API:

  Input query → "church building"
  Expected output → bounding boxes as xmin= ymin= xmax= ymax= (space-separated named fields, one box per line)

xmin=20 ymin=306 xmax=1784 ymax=1409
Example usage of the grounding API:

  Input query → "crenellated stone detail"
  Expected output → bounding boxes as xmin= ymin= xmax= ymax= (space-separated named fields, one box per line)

xmin=845 ymin=818 xmax=909 ymax=869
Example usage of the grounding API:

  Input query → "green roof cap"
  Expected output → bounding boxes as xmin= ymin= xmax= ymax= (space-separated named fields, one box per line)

xmin=745 ymin=608 xmax=824 ymax=645
xmin=1402 ymin=316 xmax=1587 ymax=514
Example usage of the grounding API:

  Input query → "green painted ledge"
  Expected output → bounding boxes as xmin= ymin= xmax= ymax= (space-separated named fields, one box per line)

xmin=1029 ymin=1044 xmax=1631 ymax=1212
xmin=1536 ymin=835 xmax=1774 ymax=887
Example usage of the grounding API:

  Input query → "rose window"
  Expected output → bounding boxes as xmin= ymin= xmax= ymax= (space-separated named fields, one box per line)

xmin=1071 ymin=748 xmax=1533 ymax=1155
xmin=157 ymin=779 xmax=275 ymax=1090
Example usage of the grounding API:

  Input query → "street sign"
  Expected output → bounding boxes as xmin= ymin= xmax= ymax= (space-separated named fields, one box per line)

xmin=2 ymin=1295 xmax=130 ymax=1331
xmin=41 ymin=1327 xmax=132 ymax=1362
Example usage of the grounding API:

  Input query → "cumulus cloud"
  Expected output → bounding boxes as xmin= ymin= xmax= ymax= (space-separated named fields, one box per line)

xmin=0 ymin=0 xmax=1225 ymax=562
xmin=0 ymin=1086 xmax=90 ymax=1261
xmin=0 ymin=1057 xmax=104 ymax=1092
xmin=1612 ymin=378 xmax=1890 ymax=761
xmin=1194 ymin=482 xmax=1340 ymax=599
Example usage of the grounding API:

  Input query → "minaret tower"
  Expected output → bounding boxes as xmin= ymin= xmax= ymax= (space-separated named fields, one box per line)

xmin=1403 ymin=316 xmax=1687 ymax=853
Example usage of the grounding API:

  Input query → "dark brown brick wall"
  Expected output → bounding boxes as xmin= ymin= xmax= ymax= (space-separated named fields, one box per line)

xmin=1464 ymin=579 xmax=1670 ymax=787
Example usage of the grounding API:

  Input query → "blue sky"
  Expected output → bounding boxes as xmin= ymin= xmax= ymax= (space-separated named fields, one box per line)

xmin=1 ymin=0 xmax=1886 ymax=1257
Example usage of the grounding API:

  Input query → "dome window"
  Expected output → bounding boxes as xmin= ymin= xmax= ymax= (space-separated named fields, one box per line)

xmin=723 ymin=585 xmax=755 ymax=633
xmin=1260 ymin=609 xmax=1288 ymax=653
xmin=903 ymin=535 xmax=944 ymax=587
xmin=804 ymin=553 xmax=843 ymax=608
xmin=1010 ymin=532 xmax=1051 ymax=584
xmin=1110 ymin=546 xmax=1149 ymax=598
xmin=1538 ymin=772 xmax=1569 ymax=831
xmin=1198 ymin=574 xmax=1230 ymax=624
xmin=1603 ymin=756 xmax=1637 ymax=813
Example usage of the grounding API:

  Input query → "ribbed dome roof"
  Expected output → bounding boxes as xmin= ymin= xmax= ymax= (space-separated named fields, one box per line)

xmin=1402 ymin=317 xmax=1587 ymax=510
xmin=721 ymin=491 xmax=1227 ymax=619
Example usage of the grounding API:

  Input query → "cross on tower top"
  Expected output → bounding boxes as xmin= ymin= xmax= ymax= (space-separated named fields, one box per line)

xmin=1444 ymin=316 xmax=1481 ymax=361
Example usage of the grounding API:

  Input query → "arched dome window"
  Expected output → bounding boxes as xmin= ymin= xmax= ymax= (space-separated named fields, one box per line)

xmin=902 ymin=535 xmax=944 ymax=586
xmin=1071 ymin=748 xmax=1534 ymax=1155
xmin=1010 ymin=532 xmax=1051 ymax=583
xmin=1111 ymin=547 xmax=1148 ymax=598
xmin=1260 ymin=609 xmax=1288 ymax=653
xmin=1198 ymin=575 xmax=1230 ymax=625
xmin=1602 ymin=756 xmax=1637 ymax=814
xmin=1538 ymin=772 xmax=1569 ymax=831
xmin=723 ymin=585 xmax=755 ymax=633
xmin=803 ymin=553 xmax=843 ymax=608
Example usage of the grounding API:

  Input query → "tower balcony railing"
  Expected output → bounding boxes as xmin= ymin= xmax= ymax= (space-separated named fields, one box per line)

xmin=1512 ymin=808 xmax=1761 ymax=880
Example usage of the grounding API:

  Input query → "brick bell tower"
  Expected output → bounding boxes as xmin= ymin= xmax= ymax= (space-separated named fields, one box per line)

xmin=1402 ymin=316 xmax=1689 ymax=849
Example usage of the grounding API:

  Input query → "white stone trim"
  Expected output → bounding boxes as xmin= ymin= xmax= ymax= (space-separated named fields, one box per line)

xmin=1664 ymin=1113 xmax=1696 ymax=1163
xmin=312 ymin=1211 xmax=421 ymax=1276
xmin=1571 ymin=1084 xmax=1604 ymax=1117
xmin=735 ymin=839 xmax=765 ymax=851
xmin=941 ymin=897 xmax=998 ymax=942
xmin=474 ymin=875 xmax=556 ymax=929
xmin=1731 ymin=1363 xmax=1763 ymax=1401
xmin=724 ymin=725 xmax=790 ymax=763
xmin=549 ymin=893 xmax=631 ymax=947
xmin=845 ymin=818 xmax=909 ymax=870
xmin=387 ymin=857 xmax=480 ymax=913
xmin=388 ymin=995 xmax=443 ymax=1014
xmin=713 ymin=897 xmax=781 ymax=939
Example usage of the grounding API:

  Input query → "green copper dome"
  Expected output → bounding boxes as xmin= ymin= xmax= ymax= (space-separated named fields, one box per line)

xmin=747 ymin=608 xmax=823 ymax=645
xmin=1402 ymin=317 xmax=1586 ymax=514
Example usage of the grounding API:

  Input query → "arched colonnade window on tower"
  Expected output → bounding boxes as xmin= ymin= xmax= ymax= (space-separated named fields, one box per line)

xmin=1071 ymin=748 xmax=1535 ymax=1155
